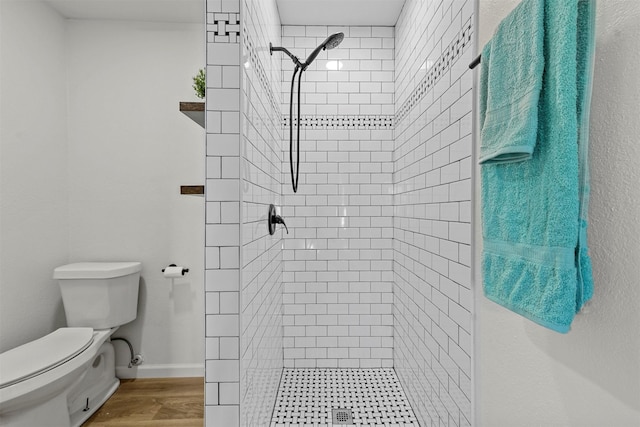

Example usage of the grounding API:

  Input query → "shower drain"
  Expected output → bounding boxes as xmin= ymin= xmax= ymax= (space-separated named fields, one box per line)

xmin=331 ymin=408 xmax=354 ymax=425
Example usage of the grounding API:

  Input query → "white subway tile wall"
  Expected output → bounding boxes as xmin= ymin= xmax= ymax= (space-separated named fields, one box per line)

xmin=280 ymin=25 xmax=395 ymax=369
xmin=394 ymin=1 xmax=474 ymax=426
xmin=239 ymin=0 xmax=284 ymax=426
xmin=205 ymin=0 xmax=242 ymax=425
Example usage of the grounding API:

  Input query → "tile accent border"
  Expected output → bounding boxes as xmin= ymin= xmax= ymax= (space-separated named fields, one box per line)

xmin=209 ymin=13 xmax=240 ymax=43
xmin=395 ymin=19 xmax=473 ymax=125
xmin=242 ymin=30 xmax=281 ymax=122
xmin=283 ymin=114 xmax=394 ymax=129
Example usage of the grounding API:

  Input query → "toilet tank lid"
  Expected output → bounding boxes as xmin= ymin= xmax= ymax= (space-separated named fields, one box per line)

xmin=0 ymin=328 xmax=94 ymax=389
xmin=54 ymin=262 xmax=142 ymax=279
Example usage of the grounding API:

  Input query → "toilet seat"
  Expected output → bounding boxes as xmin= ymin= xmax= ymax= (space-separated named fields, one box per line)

xmin=0 ymin=328 xmax=94 ymax=389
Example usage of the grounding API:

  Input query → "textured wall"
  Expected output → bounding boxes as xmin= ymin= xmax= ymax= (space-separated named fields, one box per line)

xmin=393 ymin=0 xmax=475 ymax=425
xmin=280 ymin=25 xmax=395 ymax=369
xmin=476 ymin=0 xmax=640 ymax=425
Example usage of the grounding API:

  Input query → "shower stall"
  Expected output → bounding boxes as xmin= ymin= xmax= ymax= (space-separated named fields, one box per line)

xmin=204 ymin=0 xmax=474 ymax=425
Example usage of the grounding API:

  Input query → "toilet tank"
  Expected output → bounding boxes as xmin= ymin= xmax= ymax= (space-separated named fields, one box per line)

xmin=54 ymin=262 xmax=142 ymax=329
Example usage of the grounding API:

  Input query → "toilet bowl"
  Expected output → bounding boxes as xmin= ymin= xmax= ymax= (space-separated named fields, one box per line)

xmin=0 ymin=328 xmax=117 ymax=427
xmin=0 ymin=262 xmax=141 ymax=427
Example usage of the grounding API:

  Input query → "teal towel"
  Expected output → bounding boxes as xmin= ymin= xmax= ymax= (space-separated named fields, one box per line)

xmin=479 ymin=0 xmax=544 ymax=164
xmin=480 ymin=0 xmax=596 ymax=333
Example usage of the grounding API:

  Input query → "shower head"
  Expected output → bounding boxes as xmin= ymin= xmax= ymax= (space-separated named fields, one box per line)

xmin=324 ymin=32 xmax=345 ymax=49
xmin=302 ymin=32 xmax=344 ymax=69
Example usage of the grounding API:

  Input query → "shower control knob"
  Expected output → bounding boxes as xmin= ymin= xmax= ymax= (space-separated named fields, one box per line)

xmin=268 ymin=204 xmax=288 ymax=235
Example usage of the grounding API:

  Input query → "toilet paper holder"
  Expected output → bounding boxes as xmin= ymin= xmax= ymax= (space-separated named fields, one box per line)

xmin=162 ymin=264 xmax=189 ymax=275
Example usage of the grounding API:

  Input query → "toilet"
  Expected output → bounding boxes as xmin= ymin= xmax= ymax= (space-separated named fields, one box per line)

xmin=0 ymin=262 xmax=141 ymax=427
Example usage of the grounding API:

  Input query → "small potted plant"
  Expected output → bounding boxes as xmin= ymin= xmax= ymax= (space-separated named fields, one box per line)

xmin=192 ymin=69 xmax=205 ymax=99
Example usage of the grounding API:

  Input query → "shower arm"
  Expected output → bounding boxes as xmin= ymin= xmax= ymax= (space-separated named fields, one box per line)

xmin=269 ymin=43 xmax=303 ymax=68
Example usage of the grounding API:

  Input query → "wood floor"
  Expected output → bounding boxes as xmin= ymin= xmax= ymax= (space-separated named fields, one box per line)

xmin=83 ymin=377 xmax=204 ymax=426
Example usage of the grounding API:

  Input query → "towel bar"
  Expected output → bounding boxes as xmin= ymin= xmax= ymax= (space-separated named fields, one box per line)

xmin=469 ymin=54 xmax=482 ymax=69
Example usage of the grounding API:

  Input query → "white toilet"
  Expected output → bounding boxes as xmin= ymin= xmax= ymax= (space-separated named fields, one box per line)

xmin=0 ymin=262 xmax=141 ymax=427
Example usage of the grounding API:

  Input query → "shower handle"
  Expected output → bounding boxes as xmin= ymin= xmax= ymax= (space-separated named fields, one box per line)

xmin=268 ymin=204 xmax=288 ymax=235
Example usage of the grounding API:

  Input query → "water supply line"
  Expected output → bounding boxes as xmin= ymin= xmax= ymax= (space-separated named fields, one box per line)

xmin=111 ymin=337 xmax=143 ymax=368
xmin=270 ymin=32 xmax=344 ymax=193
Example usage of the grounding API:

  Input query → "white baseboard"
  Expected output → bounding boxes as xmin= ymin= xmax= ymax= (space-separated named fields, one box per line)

xmin=116 ymin=363 xmax=204 ymax=379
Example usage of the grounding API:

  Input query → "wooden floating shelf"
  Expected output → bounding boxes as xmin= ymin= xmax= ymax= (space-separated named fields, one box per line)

xmin=179 ymin=102 xmax=205 ymax=128
xmin=180 ymin=185 xmax=204 ymax=196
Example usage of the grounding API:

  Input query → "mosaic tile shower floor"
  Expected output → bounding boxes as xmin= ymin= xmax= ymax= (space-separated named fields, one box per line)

xmin=270 ymin=368 xmax=420 ymax=427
